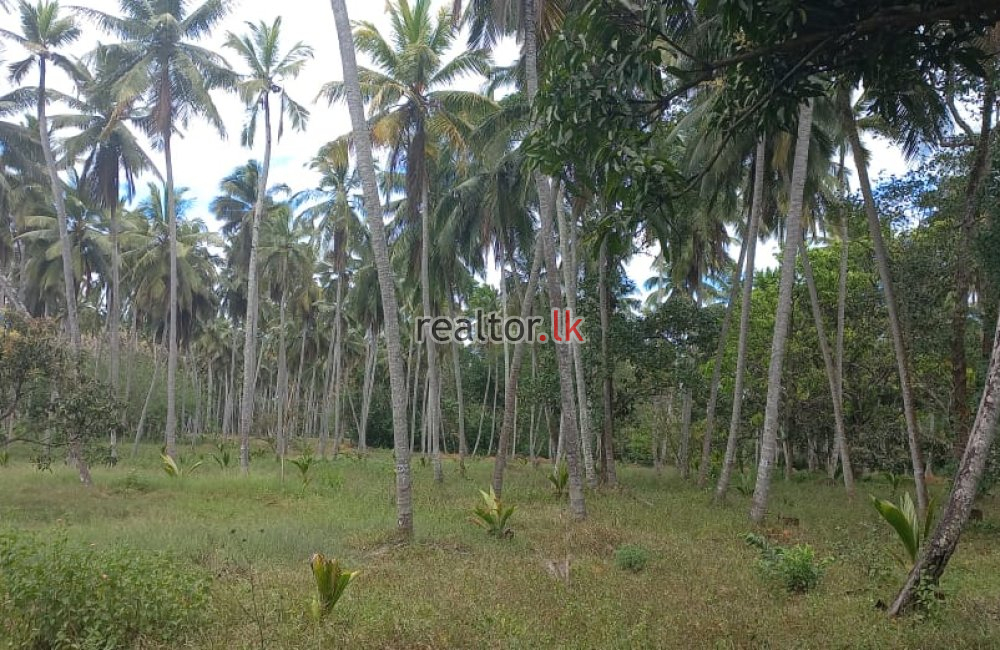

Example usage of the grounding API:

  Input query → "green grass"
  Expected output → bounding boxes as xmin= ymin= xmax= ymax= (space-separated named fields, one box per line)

xmin=1 ymin=442 xmax=999 ymax=649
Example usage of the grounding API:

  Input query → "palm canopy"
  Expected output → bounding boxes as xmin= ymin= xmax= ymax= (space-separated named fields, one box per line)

xmin=224 ymin=16 xmax=313 ymax=147
xmin=78 ymin=0 xmax=235 ymax=144
xmin=318 ymin=0 xmax=495 ymax=221
xmin=122 ymin=183 xmax=219 ymax=343
xmin=55 ymin=57 xmax=159 ymax=210
xmin=0 ymin=0 xmax=81 ymax=85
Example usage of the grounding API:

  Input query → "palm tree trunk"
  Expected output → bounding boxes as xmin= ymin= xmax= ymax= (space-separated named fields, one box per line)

xmin=133 ymin=342 xmax=161 ymax=456
xmin=950 ymin=84 xmax=994 ymax=460
xmin=832 ymin=194 xmax=849 ymax=479
xmin=331 ymin=273 xmax=345 ymax=457
xmin=239 ymin=93 xmax=271 ymax=474
xmin=420 ymin=180 xmax=443 ymax=482
xmin=750 ymin=102 xmax=814 ymax=523
xmin=331 ymin=0 xmax=413 ymax=536
xmin=889 ymin=309 xmax=1000 ymax=615
xmin=36 ymin=58 xmax=81 ymax=353
xmin=491 ymin=235 xmax=544 ymax=494
xmin=109 ymin=200 xmax=121 ymax=460
xmin=598 ymin=236 xmax=618 ymax=486
xmin=163 ymin=124 xmax=182 ymax=462
xmin=360 ymin=326 xmax=377 ymax=453
xmin=555 ymin=186 xmax=597 ymax=487
xmin=799 ymin=238 xmax=854 ymax=494
xmin=524 ymin=0 xmax=586 ymax=518
xmin=276 ymin=281 xmax=289 ymax=458
xmin=839 ymin=93 xmax=928 ymax=517
xmin=696 ymin=225 xmax=749 ymax=486
xmin=472 ymin=356 xmax=490 ymax=456
xmin=446 ymin=296 xmax=468 ymax=470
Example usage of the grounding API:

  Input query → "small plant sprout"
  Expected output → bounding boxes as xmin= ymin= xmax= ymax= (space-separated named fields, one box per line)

xmin=290 ymin=454 xmax=316 ymax=487
xmin=548 ymin=463 xmax=569 ymax=497
xmin=471 ymin=487 xmax=516 ymax=538
xmin=743 ymin=533 xmax=832 ymax=593
xmin=870 ymin=492 xmax=937 ymax=568
xmin=309 ymin=553 xmax=358 ymax=620
xmin=161 ymin=454 xmax=203 ymax=478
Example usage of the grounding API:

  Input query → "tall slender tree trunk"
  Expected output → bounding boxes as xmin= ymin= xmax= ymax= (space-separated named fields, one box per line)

xmin=799 ymin=238 xmax=855 ymax=494
xmin=473 ymin=357 xmax=490 ymax=456
xmin=524 ymin=0 xmax=586 ymax=518
xmin=276 ymin=280 xmax=289 ymax=459
xmin=750 ymin=102 xmax=813 ymax=523
xmin=331 ymin=0 xmax=413 ymax=536
xmin=359 ymin=327 xmax=377 ymax=453
xmin=239 ymin=93 xmax=272 ymax=474
xmin=598 ymin=237 xmax=618 ymax=486
xmin=491 ymin=236 xmax=544 ymax=495
xmin=446 ymin=297 xmax=468 ymax=471
xmin=697 ymin=227 xmax=749 ymax=485
xmin=133 ymin=342 xmax=161 ymax=456
xmin=163 ymin=129 xmax=181 ymax=461
xmin=420 ymin=181 xmax=443 ymax=482
xmin=37 ymin=58 xmax=81 ymax=353
xmin=677 ymin=387 xmax=693 ymax=477
xmin=109 ymin=201 xmax=121 ymax=461
xmin=950 ymin=84 xmax=995 ymax=460
xmin=839 ymin=93 xmax=928 ymax=517
xmin=890 ymin=308 xmax=1000 ymax=615
xmin=555 ymin=188 xmax=597 ymax=487
xmin=832 ymin=193 xmax=849 ymax=479
xmin=330 ymin=274 xmax=345 ymax=457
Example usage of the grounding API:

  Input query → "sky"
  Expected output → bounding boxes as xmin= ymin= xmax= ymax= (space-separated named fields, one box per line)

xmin=0 ymin=0 xmax=911 ymax=297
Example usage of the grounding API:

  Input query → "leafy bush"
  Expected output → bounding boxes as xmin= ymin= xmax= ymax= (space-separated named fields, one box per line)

xmin=743 ymin=533 xmax=831 ymax=593
xmin=471 ymin=487 xmax=516 ymax=538
xmin=870 ymin=492 xmax=936 ymax=567
xmin=0 ymin=529 xmax=210 ymax=649
xmin=212 ymin=442 xmax=234 ymax=469
xmin=309 ymin=553 xmax=358 ymax=620
xmin=613 ymin=544 xmax=649 ymax=572
xmin=548 ymin=463 xmax=569 ymax=497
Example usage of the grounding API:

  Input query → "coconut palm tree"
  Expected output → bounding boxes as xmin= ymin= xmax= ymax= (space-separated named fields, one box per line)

xmin=321 ymin=0 xmax=493 ymax=483
xmin=0 ymin=0 xmax=82 ymax=352
xmin=80 ymin=0 xmax=235 ymax=460
xmin=749 ymin=101 xmax=814 ymax=524
xmin=225 ymin=16 xmax=312 ymax=473
xmin=57 ymin=57 xmax=158 ymax=418
xmin=329 ymin=0 xmax=414 ymax=537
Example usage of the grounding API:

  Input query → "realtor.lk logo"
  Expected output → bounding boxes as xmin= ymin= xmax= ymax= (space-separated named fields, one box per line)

xmin=416 ymin=309 xmax=585 ymax=344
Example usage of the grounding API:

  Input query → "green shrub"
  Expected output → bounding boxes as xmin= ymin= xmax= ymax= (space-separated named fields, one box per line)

xmin=743 ymin=533 xmax=831 ymax=593
xmin=0 ymin=529 xmax=210 ymax=649
xmin=613 ymin=544 xmax=649 ymax=572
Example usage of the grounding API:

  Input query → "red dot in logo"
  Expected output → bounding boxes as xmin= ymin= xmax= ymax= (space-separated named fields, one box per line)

xmin=538 ymin=334 xmax=547 ymax=342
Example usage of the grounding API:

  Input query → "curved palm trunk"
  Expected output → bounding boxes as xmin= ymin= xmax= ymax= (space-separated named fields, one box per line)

xmin=330 ymin=273 xmax=345 ymax=457
xmin=750 ymin=102 xmax=813 ymax=524
xmin=950 ymin=85 xmax=994 ymax=460
xmin=37 ymin=58 xmax=81 ymax=353
xmin=697 ymin=229 xmax=749 ymax=486
xmin=890 ymin=309 xmax=1000 ymax=615
xmin=839 ymin=93 xmax=927 ymax=517
xmin=491 ymin=235 xmax=544 ymax=495
xmin=799 ymin=238 xmax=854 ymax=494
xmin=331 ymin=0 xmax=413 ymax=536
xmin=238 ymin=93 xmax=271 ymax=473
